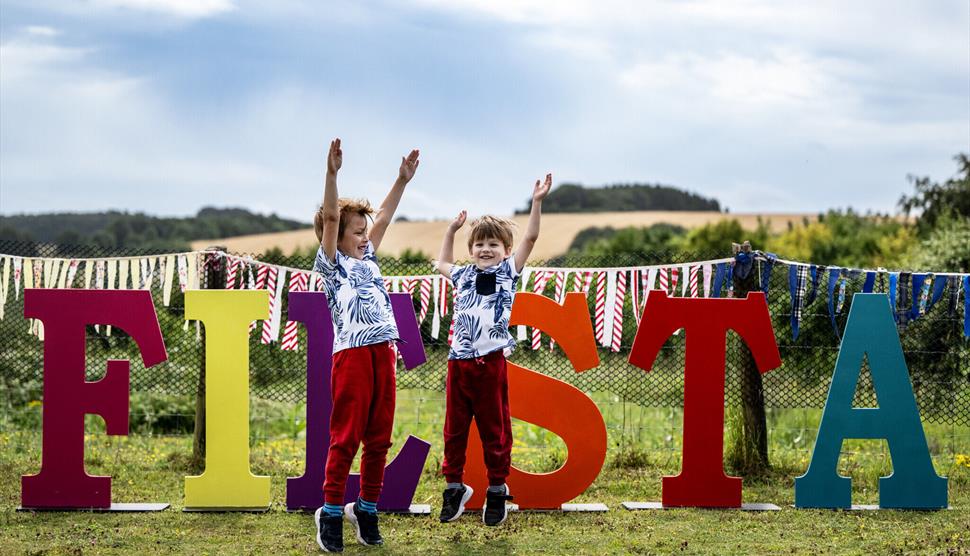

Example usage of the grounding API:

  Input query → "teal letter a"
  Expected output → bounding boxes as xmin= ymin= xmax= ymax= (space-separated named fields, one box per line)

xmin=794 ymin=294 xmax=947 ymax=509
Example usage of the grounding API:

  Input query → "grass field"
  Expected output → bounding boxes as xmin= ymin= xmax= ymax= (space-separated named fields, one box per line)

xmin=2 ymin=395 xmax=969 ymax=555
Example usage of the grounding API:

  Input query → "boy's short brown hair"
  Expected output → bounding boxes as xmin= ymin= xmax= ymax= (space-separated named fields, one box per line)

xmin=314 ymin=198 xmax=375 ymax=242
xmin=467 ymin=215 xmax=515 ymax=251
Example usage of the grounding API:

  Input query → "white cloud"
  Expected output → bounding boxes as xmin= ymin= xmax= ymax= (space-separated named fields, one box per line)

xmin=24 ymin=26 xmax=60 ymax=37
xmin=90 ymin=0 xmax=235 ymax=19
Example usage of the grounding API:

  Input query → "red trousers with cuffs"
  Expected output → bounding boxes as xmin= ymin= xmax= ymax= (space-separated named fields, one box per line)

xmin=323 ymin=341 xmax=396 ymax=505
xmin=442 ymin=350 xmax=513 ymax=487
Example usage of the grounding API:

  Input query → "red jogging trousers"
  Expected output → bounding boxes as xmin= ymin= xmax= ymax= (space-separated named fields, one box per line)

xmin=442 ymin=350 xmax=513 ymax=486
xmin=323 ymin=341 xmax=396 ymax=505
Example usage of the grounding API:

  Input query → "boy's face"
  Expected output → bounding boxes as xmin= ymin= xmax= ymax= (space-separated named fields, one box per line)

xmin=469 ymin=237 xmax=511 ymax=270
xmin=338 ymin=213 xmax=368 ymax=260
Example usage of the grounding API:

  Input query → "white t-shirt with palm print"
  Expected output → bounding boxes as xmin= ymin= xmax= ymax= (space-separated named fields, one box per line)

xmin=448 ymin=255 xmax=520 ymax=360
xmin=314 ymin=242 xmax=399 ymax=354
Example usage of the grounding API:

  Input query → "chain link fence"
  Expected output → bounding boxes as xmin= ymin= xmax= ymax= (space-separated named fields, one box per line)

xmin=1 ymin=240 xmax=968 ymax=426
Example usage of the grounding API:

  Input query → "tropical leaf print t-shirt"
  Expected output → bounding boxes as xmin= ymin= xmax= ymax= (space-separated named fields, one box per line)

xmin=314 ymin=242 xmax=399 ymax=354
xmin=448 ymin=256 xmax=520 ymax=360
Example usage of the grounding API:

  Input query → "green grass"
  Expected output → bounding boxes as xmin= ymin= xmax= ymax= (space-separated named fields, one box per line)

xmin=2 ymin=396 xmax=969 ymax=555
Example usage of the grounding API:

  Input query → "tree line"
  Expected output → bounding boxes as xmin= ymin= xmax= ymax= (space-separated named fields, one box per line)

xmin=0 ymin=207 xmax=307 ymax=252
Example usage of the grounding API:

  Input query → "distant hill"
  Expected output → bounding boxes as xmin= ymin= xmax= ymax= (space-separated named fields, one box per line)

xmin=0 ymin=207 xmax=307 ymax=251
xmin=516 ymin=183 xmax=721 ymax=214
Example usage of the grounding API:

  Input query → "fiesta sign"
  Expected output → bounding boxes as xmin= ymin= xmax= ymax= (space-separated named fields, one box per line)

xmin=18 ymin=289 xmax=948 ymax=512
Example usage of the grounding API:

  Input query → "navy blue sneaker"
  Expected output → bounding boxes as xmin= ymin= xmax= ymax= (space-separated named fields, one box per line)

xmin=314 ymin=506 xmax=344 ymax=553
xmin=344 ymin=501 xmax=383 ymax=546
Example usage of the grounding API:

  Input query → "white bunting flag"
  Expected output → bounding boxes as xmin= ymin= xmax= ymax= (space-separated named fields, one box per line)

xmin=13 ymin=257 xmax=23 ymax=300
xmin=0 ymin=256 xmax=8 ymax=320
xmin=162 ymin=255 xmax=175 ymax=305
xmin=177 ymin=255 xmax=188 ymax=293
xmin=66 ymin=260 xmax=80 ymax=288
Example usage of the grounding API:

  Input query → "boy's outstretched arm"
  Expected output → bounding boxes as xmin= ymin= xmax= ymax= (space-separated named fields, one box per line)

xmin=435 ymin=210 xmax=467 ymax=277
xmin=369 ymin=149 xmax=420 ymax=251
xmin=513 ymin=173 xmax=552 ymax=273
xmin=321 ymin=138 xmax=342 ymax=262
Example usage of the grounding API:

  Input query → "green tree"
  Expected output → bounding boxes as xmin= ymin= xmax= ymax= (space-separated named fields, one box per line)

xmin=899 ymin=153 xmax=970 ymax=236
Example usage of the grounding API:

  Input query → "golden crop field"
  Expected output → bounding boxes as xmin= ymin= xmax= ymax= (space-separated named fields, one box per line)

xmin=191 ymin=211 xmax=816 ymax=259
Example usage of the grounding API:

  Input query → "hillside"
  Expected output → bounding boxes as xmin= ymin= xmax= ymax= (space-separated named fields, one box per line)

xmin=0 ymin=207 xmax=306 ymax=250
xmin=516 ymin=183 xmax=720 ymax=214
xmin=191 ymin=211 xmax=815 ymax=260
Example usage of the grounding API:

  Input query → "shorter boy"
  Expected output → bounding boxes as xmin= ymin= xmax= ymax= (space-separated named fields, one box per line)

xmin=434 ymin=173 xmax=551 ymax=526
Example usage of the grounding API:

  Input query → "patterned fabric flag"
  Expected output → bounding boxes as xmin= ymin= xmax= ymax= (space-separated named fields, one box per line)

xmin=262 ymin=268 xmax=285 ymax=344
xmin=530 ymin=271 xmax=552 ymax=349
xmin=827 ymin=267 xmax=843 ymax=339
xmin=963 ymin=275 xmax=970 ymax=337
xmin=760 ymin=253 xmax=778 ymax=294
xmin=836 ymin=273 xmax=848 ymax=314
xmin=917 ymin=273 xmax=933 ymax=316
xmin=250 ymin=264 xmax=271 ymax=333
xmin=225 ymin=256 xmax=239 ymax=289
xmin=888 ymin=271 xmax=899 ymax=318
xmin=418 ymin=277 xmax=432 ymax=324
xmin=897 ymin=271 xmax=912 ymax=326
xmin=670 ymin=267 xmax=679 ymax=296
xmin=610 ymin=270 xmax=627 ymax=352
xmin=688 ymin=265 xmax=699 ymax=297
xmin=246 ymin=261 xmax=256 ymax=290
xmin=549 ymin=271 xmax=567 ymax=349
xmin=789 ymin=264 xmax=810 ymax=340
xmin=281 ymin=271 xmax=309 ymax=351
xmin=594 ymin=270 xmax=607 ymax=346
xmin=946 ymin=276 xmax=961 ymax=315
xmin=711 ymin=263 xmax=726 ymax=298
xmin=927 ymin=273 xmax=947 ymax=312
xmin=658 ymin=267 xmax=669 ymax=295
xmin=907 ymin=273 xmax=928 ymax=321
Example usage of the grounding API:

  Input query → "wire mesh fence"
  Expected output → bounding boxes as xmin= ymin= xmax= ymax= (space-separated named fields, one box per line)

xmin=1 ymin=239 xmax=968 ymax=426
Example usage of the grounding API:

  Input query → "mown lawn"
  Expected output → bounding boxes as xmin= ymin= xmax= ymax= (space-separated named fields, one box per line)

xmin=1 ymin=398 xmax=968 ymax=555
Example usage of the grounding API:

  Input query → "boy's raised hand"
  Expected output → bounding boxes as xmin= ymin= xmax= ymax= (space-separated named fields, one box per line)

xmin=533 ymin=173 xmax=552 ymax=202
xmin=328 ymin=138 xmax=342 ymax=174
xmin=449 ymin=210 xmax=467 ymax=231
xmin=399 ymin=149 xmax=420 ymax=183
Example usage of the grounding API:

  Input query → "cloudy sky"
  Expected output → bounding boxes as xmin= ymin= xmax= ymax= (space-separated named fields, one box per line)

xmin=1 ymin=0 xmax=967 ymax=221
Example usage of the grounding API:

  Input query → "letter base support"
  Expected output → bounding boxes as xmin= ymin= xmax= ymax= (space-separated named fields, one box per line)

xmin=622 ymin=501 xmax=780 ymax=511
xmin=183 ymin=505 xmax=270 ymax=513
xmin=18 ymin=503 xmax=170 ymax=512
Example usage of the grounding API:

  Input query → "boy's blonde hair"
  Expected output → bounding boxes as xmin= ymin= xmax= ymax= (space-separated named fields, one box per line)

xmin=314 ymin=198 xmax=375 ymax=242
xmin=467 ymin=215 xmax=515 ymax=251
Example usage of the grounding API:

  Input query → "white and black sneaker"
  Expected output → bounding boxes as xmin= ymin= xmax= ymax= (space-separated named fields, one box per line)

xmin=483 ymin=486 xmax=513 ymax=527
xmin=313 ymin=506 xmax=344 ymax=553
xmin=344 ymin=501 xmax=383 ymax=546
xmin=439 ymin=484 xmax=474 ymax=522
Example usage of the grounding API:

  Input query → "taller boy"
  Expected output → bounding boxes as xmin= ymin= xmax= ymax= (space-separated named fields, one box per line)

xmin=435 ymin=173 xmax=552 ymax=526
xmin=312 ymin=138 xmax=419 ymax=553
